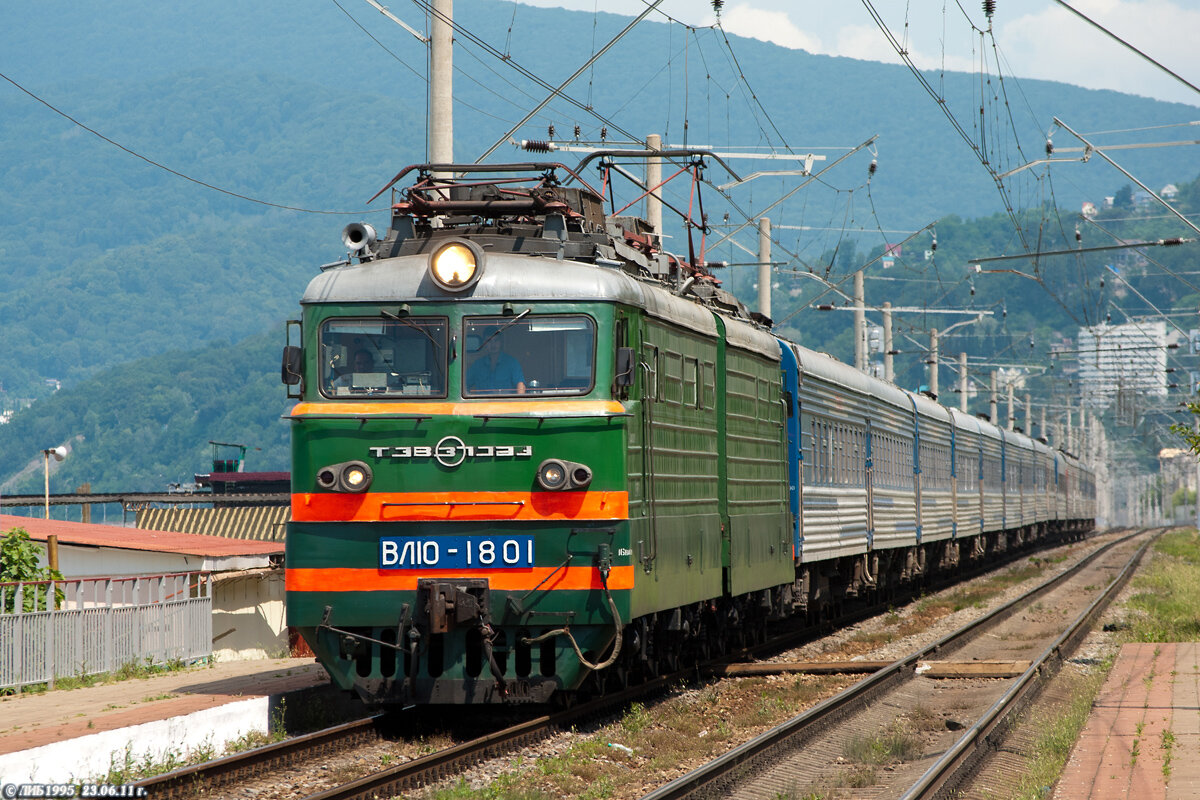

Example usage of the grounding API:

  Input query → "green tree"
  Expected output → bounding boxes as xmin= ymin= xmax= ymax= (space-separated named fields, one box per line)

xmin=0 ymin=527 xmax=64 ymax=613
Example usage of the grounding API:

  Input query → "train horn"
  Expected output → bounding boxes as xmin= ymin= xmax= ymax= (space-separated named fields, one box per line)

xmin=342 ymin=222 xmax=377 ymax=253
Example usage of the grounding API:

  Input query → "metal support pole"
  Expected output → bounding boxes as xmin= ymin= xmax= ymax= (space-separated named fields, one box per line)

xmin=1006 ymin=381 xmax=1015 ymax=431
xmin=429 ymin=0 xmax=454 ymax=169
xmin=959 ymin=352 xmax=968 ymax=413
xmin=1024 ymin=393 xmax=1032 ymax=435
xmin=926 ymin=328 xmax=936 ymax=398
xmin=928 ymin=329 xmax=939 ymax=399
xmin=989 ymin=371 xmax=998 ymax=423
xmin=883 ymin=302 xmax=894 ymax=382
xmin=43 ymin=450 xmax=50 ymax=520
xmin=646 ymin=133 xmax=662 ymax=245
xmin=758 ymin=217 xmax=772 ymax=320
xmin=854 ymin=270 xmax=866 ymax=372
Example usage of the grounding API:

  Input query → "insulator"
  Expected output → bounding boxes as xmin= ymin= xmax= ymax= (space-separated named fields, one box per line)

xmin=868 ymin=158 xmax=878 ymax=176
xmin=548 ymin=124 xmax=555 ymax=139
xmin=931 ymin=236 xmax=938 ymax=251
xmin=712 ymin=0 xmax=724 ymax=13
xmin=1100 ymin=278 xmax=1105 ymax=288
xmin=983 ymin=0 xmax=996 ymax=19
xmin=1045 ymin=138 xmax=1054 ymax=155
xmin=520 ymin=139 xmax=555 ymax=152
xmin=574 ymin=124 xmax=581 ymax=139
xmin=1075 ymin=227 xmax=1082 ymax=242
xmin=600 ymin=126 xmax=608 ymax=141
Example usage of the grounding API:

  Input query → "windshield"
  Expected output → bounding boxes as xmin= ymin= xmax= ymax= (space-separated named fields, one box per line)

xmin=320 ymin=317 xmax=448 ymax=398
xmin=463 ymin=314 xmax=595 ymax=397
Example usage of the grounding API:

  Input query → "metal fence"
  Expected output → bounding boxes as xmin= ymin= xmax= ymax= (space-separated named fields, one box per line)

xmin=0 ymin=572 xmax=212 ymax=691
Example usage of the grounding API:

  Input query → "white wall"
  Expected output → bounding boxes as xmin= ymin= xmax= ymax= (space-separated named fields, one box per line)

xmin=212 ymin=570 xmax=287 ymax=661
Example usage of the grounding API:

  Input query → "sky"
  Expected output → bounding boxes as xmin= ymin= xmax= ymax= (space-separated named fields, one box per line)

xmin=511 ymin=0 xmax=1200 ymax=107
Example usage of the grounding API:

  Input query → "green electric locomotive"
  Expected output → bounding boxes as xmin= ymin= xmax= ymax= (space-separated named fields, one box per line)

xmin=283 ymin=159 xmax=795 ymax=704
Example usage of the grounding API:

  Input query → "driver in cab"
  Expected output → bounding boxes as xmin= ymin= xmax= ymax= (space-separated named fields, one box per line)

xmin=466 ymin=334 xmax=526 ymax=395
xmin=333 ymin=348 xmax=379 ymax=390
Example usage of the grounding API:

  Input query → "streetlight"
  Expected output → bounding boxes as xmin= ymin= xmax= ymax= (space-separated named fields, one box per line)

xmin=42 ymin=446 xmax=67 ymax=519
xmin=42 ymin=445 xmax=66 ymax=573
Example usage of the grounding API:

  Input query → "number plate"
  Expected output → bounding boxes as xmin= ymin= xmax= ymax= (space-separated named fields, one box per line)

xmin=380 ymin=535 xmax=535 ymax=569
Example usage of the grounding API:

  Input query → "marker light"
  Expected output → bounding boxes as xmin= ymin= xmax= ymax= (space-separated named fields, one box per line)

xmin=430 ymin=241 xmax=482 ymax=291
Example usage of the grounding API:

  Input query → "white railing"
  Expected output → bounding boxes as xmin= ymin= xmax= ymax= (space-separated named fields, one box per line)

xmin=0 ymin=572 xmax=212 ymax=691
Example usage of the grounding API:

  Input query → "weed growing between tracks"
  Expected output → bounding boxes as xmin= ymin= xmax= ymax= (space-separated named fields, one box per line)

xmin=1008 ymin=529 xmax=1200 ymax=799
xmin=1011 ymin=665 xmax=1111 ymax=800
xmin=425 ymin=675 xmax=851 ymax=800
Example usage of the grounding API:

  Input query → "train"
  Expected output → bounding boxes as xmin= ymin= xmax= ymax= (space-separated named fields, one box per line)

xmin=282 ymin=156 xmax=1096 ymax=706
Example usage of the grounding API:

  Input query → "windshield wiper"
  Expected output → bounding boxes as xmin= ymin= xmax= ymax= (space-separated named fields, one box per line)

xmin=478 ymin=308 xmax=531 ymax=348
xmin=380 ymin=311 xmax=447 ymax=380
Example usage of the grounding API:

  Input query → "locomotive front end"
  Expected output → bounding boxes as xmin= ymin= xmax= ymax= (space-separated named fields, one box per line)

xmin=285 ymin=273 xmax=633 ymax=704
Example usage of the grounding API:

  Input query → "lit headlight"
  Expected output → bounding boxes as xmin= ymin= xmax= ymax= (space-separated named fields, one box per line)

xmin=339 ymin=462 xmax=373 ymax=493
xmin=536 ymin=459 xmax=592 ymax=491
xmin=430 ymin=241 xmax=482 ymax=291
xmin=315 ymin=461 xmax=374 ymax=493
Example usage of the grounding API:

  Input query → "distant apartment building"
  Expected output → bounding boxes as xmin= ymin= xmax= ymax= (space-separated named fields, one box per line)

xmin=1076 ymin=321 xmax=1167 ymax=409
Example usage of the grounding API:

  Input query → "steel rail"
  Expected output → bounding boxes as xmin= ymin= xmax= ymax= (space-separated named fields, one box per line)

xmin=639 ymin=529 xmax=1145 ymax=800
xmin=898 ymin=531 xmax=1156 ymax=800
xmin=128 ymin=530 xmax=1101 ymax=800
xmin=136 ymin=714 xmax=387 ymax=799
xmin=291 ymin=677 xmax=676 ymax=800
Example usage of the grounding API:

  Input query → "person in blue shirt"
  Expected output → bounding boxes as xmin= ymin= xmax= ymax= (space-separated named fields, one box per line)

xmin=466 ymin=335 xmax=526 ymax=395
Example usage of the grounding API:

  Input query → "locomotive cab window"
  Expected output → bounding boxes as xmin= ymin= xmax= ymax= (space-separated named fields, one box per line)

xmin=319 ymin=317 xmax=448 ymax=398
xmin=463 ymin=314 xmax=595 ymax=397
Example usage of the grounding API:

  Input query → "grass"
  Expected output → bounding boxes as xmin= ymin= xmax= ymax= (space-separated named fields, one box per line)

xmin=3 ymin=656 xmax=201 ymax=696
xmin=1010 ymin=664 xmax=1111 ymax=800
xmin=1123 ymin=530 xmax=1200 ymax=642
xmin=843 ymin=721 xmax=923 ymax=766
xmin=1010 ymin=529 xmax=1200 ymax=798
xmin=422 ymin=675 xmax=849 ymax=799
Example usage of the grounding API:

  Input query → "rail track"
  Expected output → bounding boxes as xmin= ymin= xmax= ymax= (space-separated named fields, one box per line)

xmin=639 ymin=528 xmax=1154 ymax=800
xmin=136 ymin=530 xmax=1121 ymax=800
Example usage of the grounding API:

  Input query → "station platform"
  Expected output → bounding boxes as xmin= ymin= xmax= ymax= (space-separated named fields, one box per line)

xmin=0 ymin=656 xmax=358 ymax=784
xmin=1054 ymin=642 xmax=1200 ymax=799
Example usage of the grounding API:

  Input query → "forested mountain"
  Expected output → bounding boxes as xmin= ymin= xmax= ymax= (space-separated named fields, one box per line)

xmin=1 ymin=0 xmax=1197 ymax=492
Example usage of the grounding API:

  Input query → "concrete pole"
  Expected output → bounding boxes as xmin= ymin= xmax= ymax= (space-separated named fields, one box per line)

xmin=1024 ymin=393 xmax=1032 ymax=435
xmin=758 ymin=217 xmax=772 ymax=320
xmin=929 ymin=329 xmax=939 ymax=398
xmin=882 ymin=302 xmax=894 ymax=382
xmin=1040 ymin=407 xmax=1046 ymax=441
xmin=646 ymin=133 xmax=662 ymax=246
xmin=1066 ymin=408 xmax=1074 ymax=453
xmin=430 ymin=0 xmax=454 ymax=168
xmin=989 ymin=371 xmax=998 ymax=423
xmin=959 ymin=351 xmax=968 ymax=413
xmin=854 ymin=270 xmax=866 ymax=372
xmin=1006 ymin=381 xmax=1015 ymax=431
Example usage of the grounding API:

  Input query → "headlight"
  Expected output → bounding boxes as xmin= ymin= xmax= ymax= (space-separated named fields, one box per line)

xmin=315 ymin=461 xmax=374 ymax=493
xmin=536 ymin=459 xmax=592 ymax=491
xmin=429 ymin=240 xmax=483 ymax=291
xmin=339 ymin=461 xmax=373 ymax=493
xmin=537 ymin=459 xmax=569 ymax=491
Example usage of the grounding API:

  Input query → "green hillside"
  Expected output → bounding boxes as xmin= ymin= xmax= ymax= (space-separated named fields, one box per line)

xmin=1 ymin=0 xmax=1197 ymax=491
